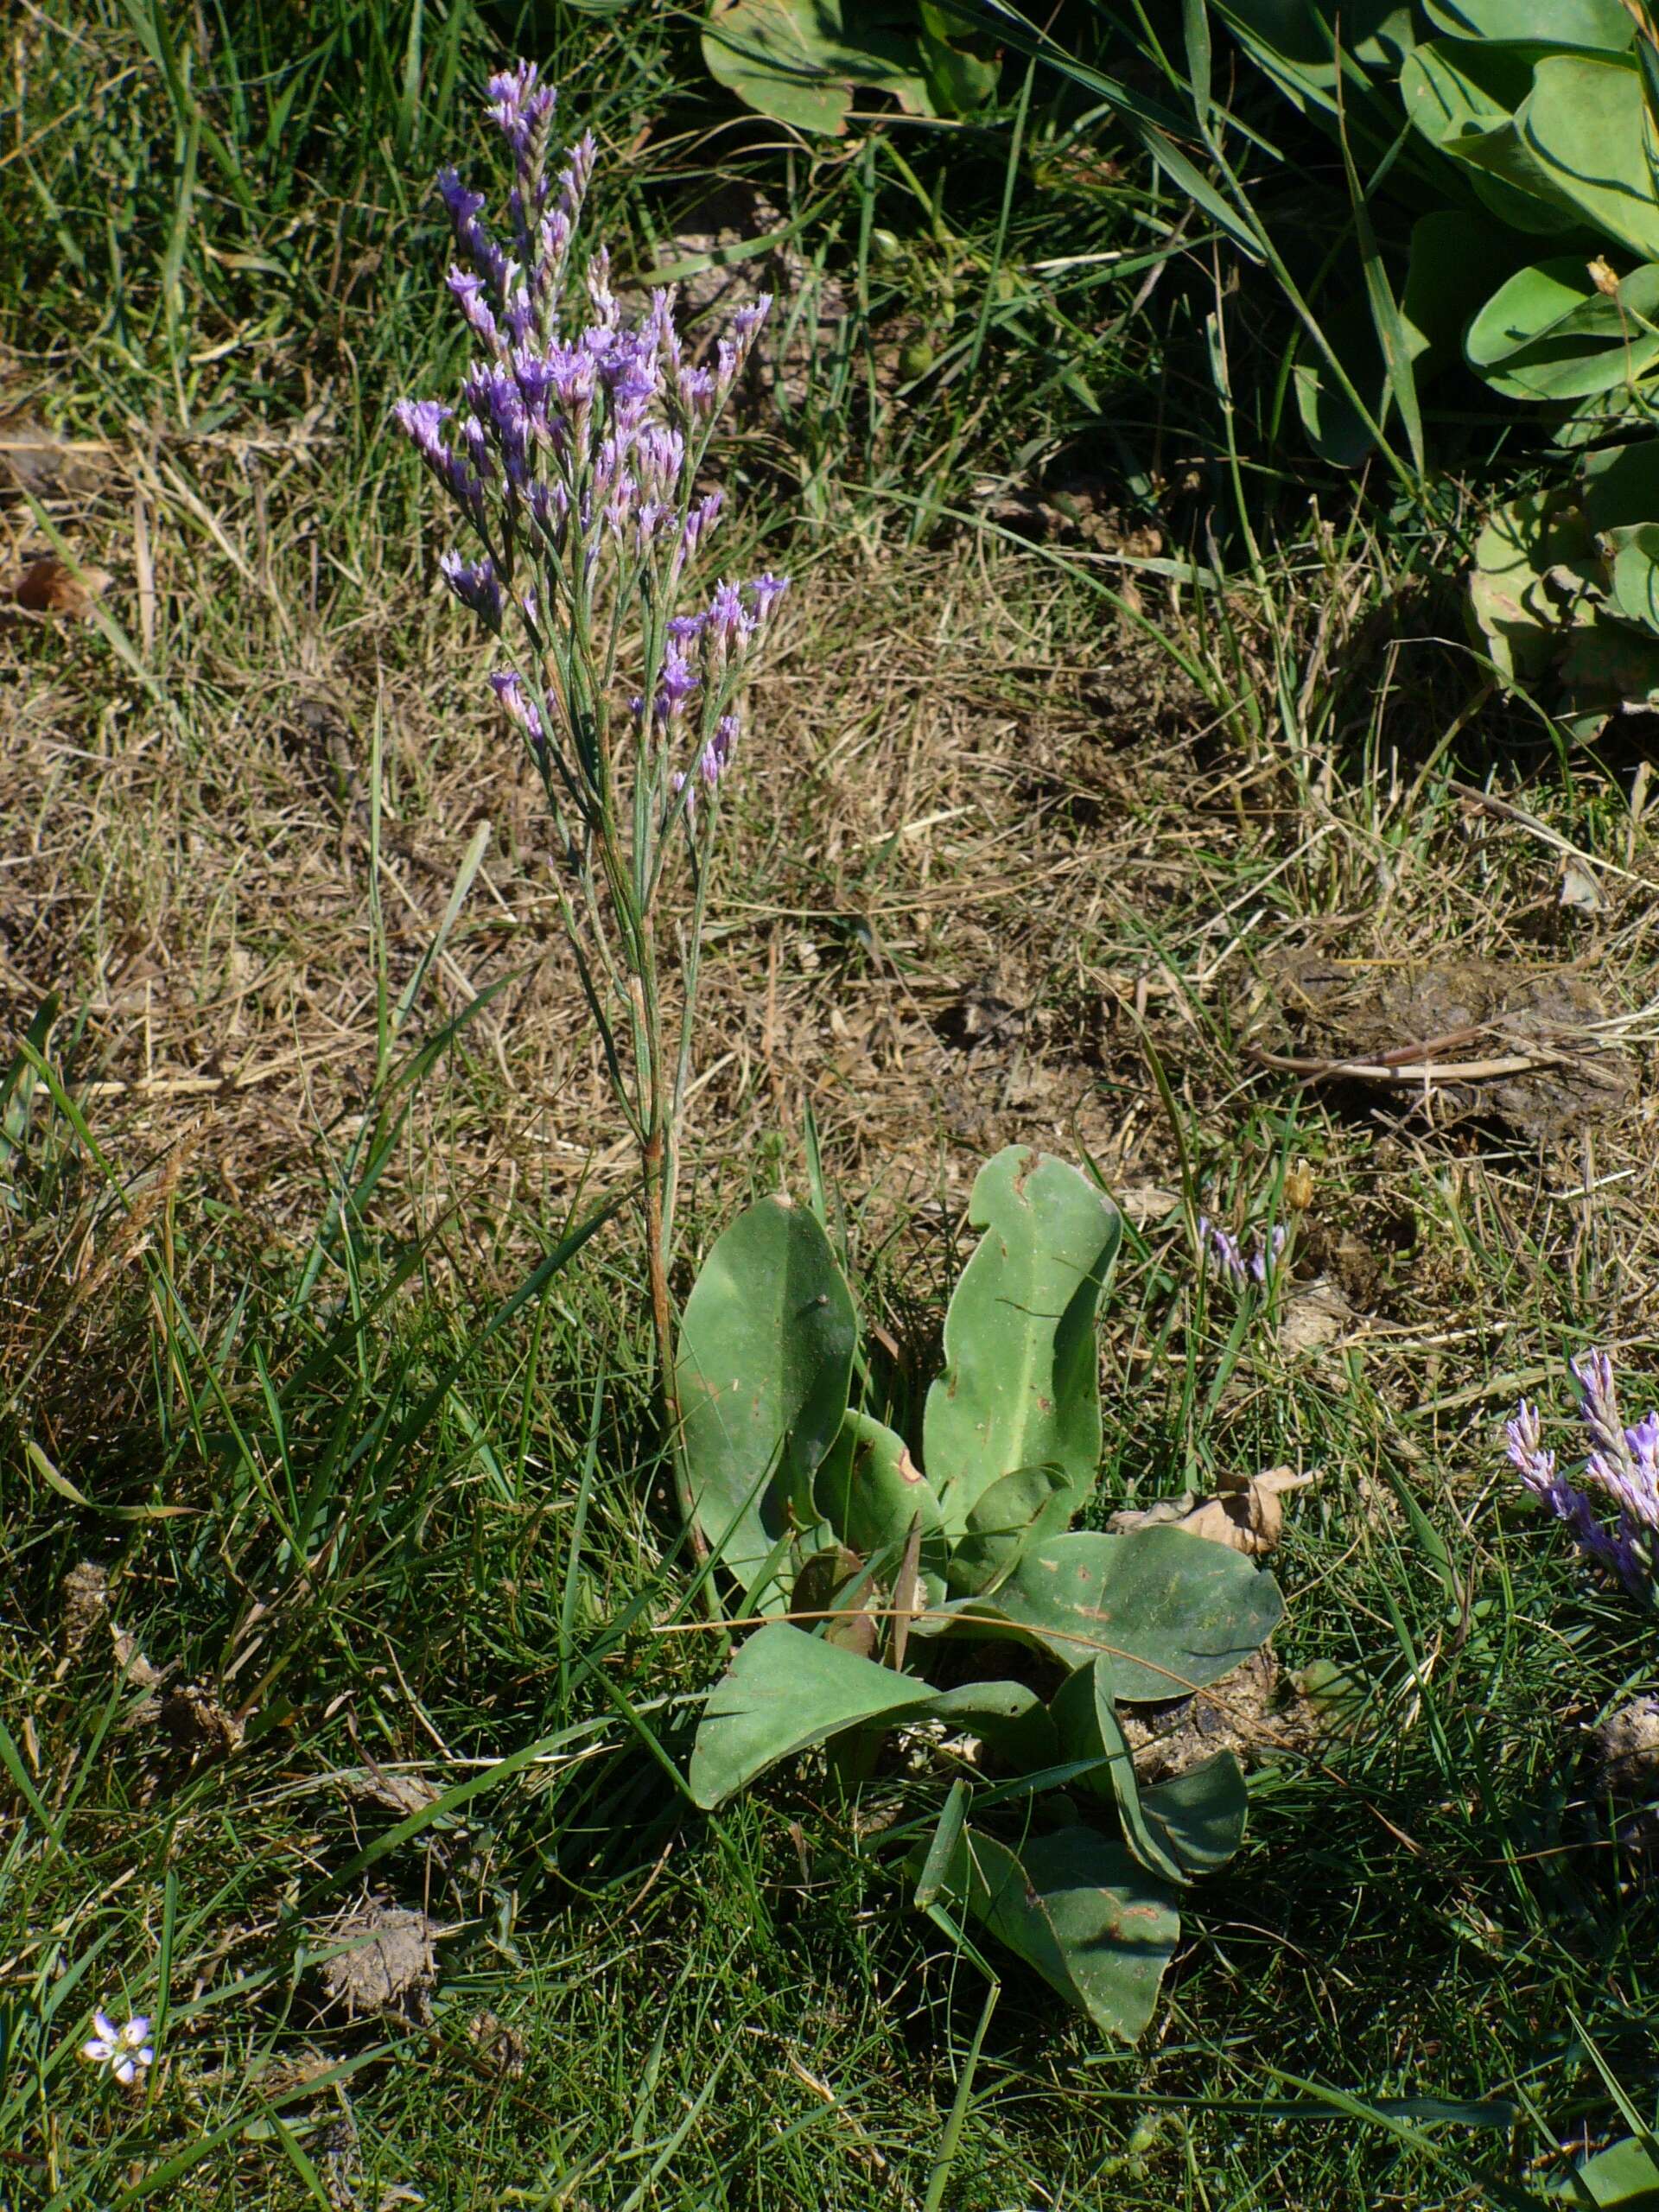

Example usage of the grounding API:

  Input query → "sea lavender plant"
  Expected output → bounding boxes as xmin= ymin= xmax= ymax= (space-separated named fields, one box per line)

xmin=1506 ymin=1351 xmax=1659 ymax=1600
xmin=394 ymin=64 xmax=787 ymax=1559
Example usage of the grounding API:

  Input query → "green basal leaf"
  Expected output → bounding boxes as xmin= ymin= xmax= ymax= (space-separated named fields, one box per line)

xmin=1466 ymin=258 xmax=1659 ymax=400
xmin=1051 ymin=1655 xmax=1188 ymax=1885
xmin=814 ymin=1408 xmax=947 ymax=1601
xmin=677 ymin=1195 xmax=856 ymax=1604
xmin=1583 ymin=436 xmax=1659 ymax=527
xmin=948 ymin=1462 xmax=1075 ymax=1599
xmin=917 ymin=0 xmax=999 ymax=114
xmin=1424 ymin=0 xmax=1632 ymax=48
xmin=1400 ymin=41 xmax=1581 ymax=233
xmin=1210 ymin=0 xmax=1417 ymax=121
xmin=1052 ymin=1656 xmax=1250 ymax=1884
xmin=946 ymin=1525 xmax=1283 ymax=1700
xmin=1547 ymin=2137 xmax=1659 ymax=2205
xmin=1607 ymin=520 xmax=1659 ymax=632
xmin=1140 ymin=1754 xmax=1249 ymax=1876
xmin=702 ymin=0 xmax=931 ymax=137
xmin=688 ymin=1623 xmax=1052 ymax=1807
xmin=1468 ymin=486 xmax=1602 ymax=686
xmin=915 ymin=1821 xmax=1180 ymax=2043
xmin=923 ymin=1146 xmax=1120 ymax=1540
xmin=1402 ymin=209 xmax=1521 ymax=374
xmin=1522 ymin=54 xmax=1659 ymax=259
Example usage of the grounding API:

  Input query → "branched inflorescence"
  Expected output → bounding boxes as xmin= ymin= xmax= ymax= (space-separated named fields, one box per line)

xmin=1506 ymin=1351 xmax=1659 ymax=1599
xmin=393 ymin=65 xmax=790 ymax=1562
xmin=394 ymin=60 xmax=785 ymax=862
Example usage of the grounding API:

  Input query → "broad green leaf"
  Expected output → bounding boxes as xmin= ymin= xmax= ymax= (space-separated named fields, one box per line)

xmin=1523 ymin=54 xmax=1659 ymax=259
xmin=1583 ymin=436 xmax=1659 ymax=527
xmin=702 ymin=0 xmax=930 ymax=137
xmin=1051 ymin=1655 xmax=1187 ymax=1885
xmin=1468 ymin=488 xmax=1603 ymax=686
xmin=1556 ymin=606 xmax=1659 ymax=709
xmin=791 ymin=1542 xmax=880 ymax=1654
xmin=948 ymin=1462 xmax=1075 ymax=1598
xmin=1401 ymin=43 xmax=1589 ymax=233
xmin=1424 ymin=0 xmax=1632 ymax=49
xmin=918 ymin=1821 xmax=1180 ymax=2042
xmin=1210 ymin=0 xmax=1418 ymax=121
xmin=949 ymin=1525 xmax=1283 ymax=1700
xmin=1465 ymin=259 xmax=1659 ymax=400
xmin=677 ymin=1196 xmax=856 ymax=1601
xmin=688 ymin=1624 xmax=1050 ymax=1807
xmin=1402 ymin=209 xmax=1525 ymax=372
xmin=814 ymin=1408 xmax=947 ymax=1599
xmin=917 ymin=0 xmax=999 ymax=114
xmin=1607 ymin=521 xmax=1659 ymax=632
xmin=1548 ymin=2137 xmax=1659 ymax=2204
xmin=1292 ymin=292 xmax=1390 ymax=468
xmin=1140 ymin=1754 xmax=1249 ymax=1876
xmin=923 ymin=1147 xmax=1120 ymax=1538
xmin=912 ymin=1777 xmax=971 ymax=1908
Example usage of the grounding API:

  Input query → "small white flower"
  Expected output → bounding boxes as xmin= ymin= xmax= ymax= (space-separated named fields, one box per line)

xmin=81 ymin=2009 xmax=154 ymax=2085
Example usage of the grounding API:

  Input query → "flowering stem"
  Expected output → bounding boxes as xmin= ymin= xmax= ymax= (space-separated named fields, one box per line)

xmin=394 ymin=61 xmax=785 ymax=1594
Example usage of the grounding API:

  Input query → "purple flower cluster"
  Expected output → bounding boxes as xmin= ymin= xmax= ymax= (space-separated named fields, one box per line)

xmin=392 ymin=60 xmax=788 ymax=817
xmin=1506 ymin=1351 xmax=1659 ymax=1599
xmin=1199 ymin=1216 xmax=1287 ymax=1289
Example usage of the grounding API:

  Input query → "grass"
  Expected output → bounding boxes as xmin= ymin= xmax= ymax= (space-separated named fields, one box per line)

xmin=6 ymin=1 xmax=1659 ymax=2206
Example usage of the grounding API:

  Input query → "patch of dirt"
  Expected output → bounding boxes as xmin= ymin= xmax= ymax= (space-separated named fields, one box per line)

xmin=1592 ymin=1696 xmax=1659 ymax=1795
xmin=1117 ymin=1648 xmax=1353 ymax=1781
xmin=1247 ymin=951 xmax=1637 ymax=1141
xmin=316 ymin=1902 xmax=446 ymax=2022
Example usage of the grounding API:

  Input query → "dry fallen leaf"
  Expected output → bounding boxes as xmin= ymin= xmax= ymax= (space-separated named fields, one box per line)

xmin=1592 ymin=1695 xmax=1659 ymax=1795
xmin=1175 ymin=1465 xmax=1313 ymax=1558
xmin=1560 ymin=856 xmax=1604 ymax=912
xmin=467 ymin=2010 xmax=527 ymax=2077
xmin=111 ymin=1621 xmax=164 ymax=1692
xmin=159 ymin=1684 xmax=245 ymax=1761
xmin=3 ymin=556 xmax=113 ymax=619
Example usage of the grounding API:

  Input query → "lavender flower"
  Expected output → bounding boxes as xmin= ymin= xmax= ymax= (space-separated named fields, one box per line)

xmin=1506 ymin=1353 xmax=1659 ymax=1599
xmin=1198 ymin=1215 xmax=1246 ymax=1284
xmin=395 ymin=66 xmax=782 ymax=835
xmin=1199 ymin=1216 xmax=1287 ymax=1291
xmin=81 ymin=2010 xmax=154 ymax=2086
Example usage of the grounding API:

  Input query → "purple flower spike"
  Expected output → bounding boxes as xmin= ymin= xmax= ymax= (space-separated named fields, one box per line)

xmin=447 ymin=266 xmax=500 ymax=350
xmin=490 ymin=668 xmax=545 ymax=744
xmin=439 ymin=550 xmax=503 ymax=629
xmin=401 ymin=63 xmax=785 ymax=875
xmin=655 ymin=644 xmax=699 ymax=723
xmin=1198 ymin=1215 xmax=1246 ymax=1285
xmin=1507 ymin=1352 xmax=1659 ymax=1602
xmin=749 ymin=572 xmax=790 ymax=620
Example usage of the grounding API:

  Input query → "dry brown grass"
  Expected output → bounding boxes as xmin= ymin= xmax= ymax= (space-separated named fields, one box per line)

xmin=6 ymin=414 xmax=1659 ymax=1454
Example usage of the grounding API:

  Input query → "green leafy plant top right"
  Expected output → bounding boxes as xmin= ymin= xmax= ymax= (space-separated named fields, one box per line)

xmin=1220 ymin=0 xmax=1659 ymax=728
